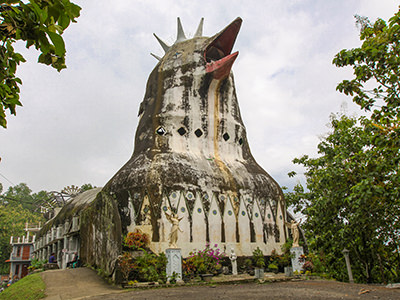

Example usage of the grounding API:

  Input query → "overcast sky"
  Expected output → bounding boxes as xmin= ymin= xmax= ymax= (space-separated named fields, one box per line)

xmin=0 ymin=0 xmax=399 ymax=193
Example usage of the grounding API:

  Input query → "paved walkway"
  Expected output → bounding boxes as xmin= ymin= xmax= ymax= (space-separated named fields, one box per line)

xmin=41 ymin=268 xmax=122 ymax=299
xmin=40 ymin=268 xmax=400 ymax=300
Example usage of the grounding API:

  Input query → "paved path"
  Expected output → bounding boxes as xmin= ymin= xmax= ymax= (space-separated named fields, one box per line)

xmin=40 ymin=268 xmax=400 ymax=300
xmin=40 ymin=268 xmax=122 ymax=299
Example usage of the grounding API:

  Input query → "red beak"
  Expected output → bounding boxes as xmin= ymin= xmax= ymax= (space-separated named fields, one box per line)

xmin=204 ymin=18 xmax=242 ymax=80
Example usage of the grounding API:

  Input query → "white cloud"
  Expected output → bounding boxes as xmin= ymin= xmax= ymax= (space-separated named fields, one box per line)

xmin=0 ymin=0 xmax=399 ymax=192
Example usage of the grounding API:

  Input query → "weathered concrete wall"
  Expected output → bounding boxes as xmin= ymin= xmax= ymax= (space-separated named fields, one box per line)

xmin=36 ymin=18 xmax=290 ymax=278
xmin=100 ymin=18 xmax=288 ymax=257
xmin=80 ymin=191 xmax=122 ymax=277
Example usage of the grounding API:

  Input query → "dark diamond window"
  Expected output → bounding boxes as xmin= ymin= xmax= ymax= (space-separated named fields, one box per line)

xmin=238 ymin=138 xmax=243 ymax=145
xmin=178 ymin=127 xmax=187 ymax=136
xmin=156 ymin=127 xmax=166 ymax=135
xmin=223 ymin=133 xmax=230 ymax=141
xmin=194 ymin=129 xmax=203 ymax=137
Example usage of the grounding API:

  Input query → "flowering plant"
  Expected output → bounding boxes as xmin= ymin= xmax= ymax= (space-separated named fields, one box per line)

xmin=118 ymin=252 xmax=135 ymax=281
xmin=123 ymin=230 xmax=149 ymax=250
xmin=183 ymin=243 xmax=225 ymax=275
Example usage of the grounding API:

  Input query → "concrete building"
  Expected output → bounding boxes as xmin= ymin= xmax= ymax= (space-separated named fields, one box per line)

xmin=7 ymin=223 xmax=40 ymax=279
xmin=36 ymin=17 xmax=290 ymax=281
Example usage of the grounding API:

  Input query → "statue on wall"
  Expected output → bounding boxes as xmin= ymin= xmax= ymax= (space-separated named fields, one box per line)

xmin=285 ymin=219 xmax=301 ymax=247
xmin=165 ymin=211 xmax=183 ymax=248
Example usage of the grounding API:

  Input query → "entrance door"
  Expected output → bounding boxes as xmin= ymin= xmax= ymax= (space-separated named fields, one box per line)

xmin=21 ymin=264 xmax=29 ymax=278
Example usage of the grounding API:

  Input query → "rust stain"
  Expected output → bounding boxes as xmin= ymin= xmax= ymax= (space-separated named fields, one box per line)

xmin=212 ymin=79 xmax=237 ymax=191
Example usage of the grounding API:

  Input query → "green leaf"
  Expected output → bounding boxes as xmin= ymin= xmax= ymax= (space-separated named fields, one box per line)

xmin=47 ymin=31 xmax=65 ymax=56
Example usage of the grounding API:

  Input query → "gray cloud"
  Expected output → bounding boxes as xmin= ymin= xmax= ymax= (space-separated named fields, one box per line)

xmin=0 ymin=0 xmax=398 ymax=192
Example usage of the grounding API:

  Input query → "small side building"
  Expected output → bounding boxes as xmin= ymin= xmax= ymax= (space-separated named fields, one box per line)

xmin=34 ymin=188 xmax=102 ymax=269
xmin=7 ymin=223 xmax=40 ymax=279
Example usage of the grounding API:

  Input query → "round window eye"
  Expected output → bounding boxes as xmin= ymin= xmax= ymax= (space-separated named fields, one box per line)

xmin=156 ymin=126 xmax=166 ymax=135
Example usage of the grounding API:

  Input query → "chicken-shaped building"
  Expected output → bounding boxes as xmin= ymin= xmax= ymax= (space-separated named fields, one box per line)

xmin=34 ymin=17 xmax=289 ymax=278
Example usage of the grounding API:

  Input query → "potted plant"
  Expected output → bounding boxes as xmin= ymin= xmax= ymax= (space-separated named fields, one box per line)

xmin=252 ymin=247 xmax=265 ymax=279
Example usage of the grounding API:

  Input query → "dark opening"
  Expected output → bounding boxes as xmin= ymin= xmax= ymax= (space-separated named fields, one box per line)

xmin=194 ymin=128 xmax=203 ymax=137
xmin=205 ymin=46 xmax=225 ymax=63
xmin=156 ymin=126 xmax=166 ymax=136
xmin=223 ymin=132 xmax=230 ymax=141
xmin=238 ymin=138 xmax=243 ymax=145
xmin=177 ymin=127 xmax=187 ymax=136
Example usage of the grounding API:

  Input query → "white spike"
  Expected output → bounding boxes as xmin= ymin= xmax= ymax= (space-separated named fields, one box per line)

xmin=194 ymin=17 xmax=204 ymax=37
xmin=150 ymin=53 xmax=162 ymax=61
xmin=153 ymin=33 xmax=170 ymax=53
xmin=176 ymin=17 xmax=187 ymax=43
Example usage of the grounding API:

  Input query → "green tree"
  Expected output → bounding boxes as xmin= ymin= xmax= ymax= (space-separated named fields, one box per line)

xmin=2 ymin=182 xmax=51 ymax=212
xmin=288 ymin=8 xmax=400 ymax=283
xmin=0 ymin=203 xmax=44 ymax=274
xmin=0 ymin=0 xmax=81 ymax=128
xmin=333 ymin=9 xmax=400 ymax=129
xmin=287 ymin=114 xmax=400 ymax=283
xmin=0 ymin=182 xmax=48 ymax=273
xmin=79 ymin=183 xmax=96 ymax=192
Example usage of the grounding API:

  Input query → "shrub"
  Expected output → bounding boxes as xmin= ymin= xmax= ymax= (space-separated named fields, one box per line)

xmin=252 ymin=247 xmax=265 ymax=268
xmin=183 ymin=243 xmax=225 ymax=275
xmin=28 ymin=258 xmax=47 ymax=272
xmin=302 ymin=261 xmax=314 ymax=272
xmin=123 ymin=230 xmax=149 ymax=251
xmin=268 ymin=263 xmax=279 ymax=272
xmin=118 ymin=250 xmax=167 ymax=283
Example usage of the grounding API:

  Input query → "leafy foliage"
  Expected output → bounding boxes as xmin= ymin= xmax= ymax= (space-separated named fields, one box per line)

xmin=183 ymin=243 xmax=224 ymax=275
xmin=123 ymin=230 xmax=150 ymax=251
xmin=288 ymin=7 xmax=400 ymax=284
xmin=333 ymin=10 xmax=400 ymax=129
xmin=0 ymin=0 xmax=81 ymax=128
xmin=117 ymin=250 xmax=167 ymax=283
xmin=268 ymin=246 xmax=291 ymax=273
xmin=287 ymin=113 xmax=400 ymax=283
xmin=0 ymin=182 xmax=45 ymax=274
xmin=252 ymin=247 xmax=265 ymax=268
xmin=79 ymin=183 xmax=96 ymax=192
xmin=0 ymin=204 xmax=43 ymax=274
xmin=28 ymin=258 xmax=47 ymax=271
xmin=1 ymin=183 xmax=50 ymax=211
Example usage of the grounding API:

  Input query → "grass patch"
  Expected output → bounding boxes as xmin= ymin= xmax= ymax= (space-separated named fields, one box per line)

xmin=0 ymin=273 xmax=46 ymax=300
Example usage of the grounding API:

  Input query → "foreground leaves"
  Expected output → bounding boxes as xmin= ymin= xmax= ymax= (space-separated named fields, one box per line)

xmin=0 ymin=0 xmax=81 ymax=128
